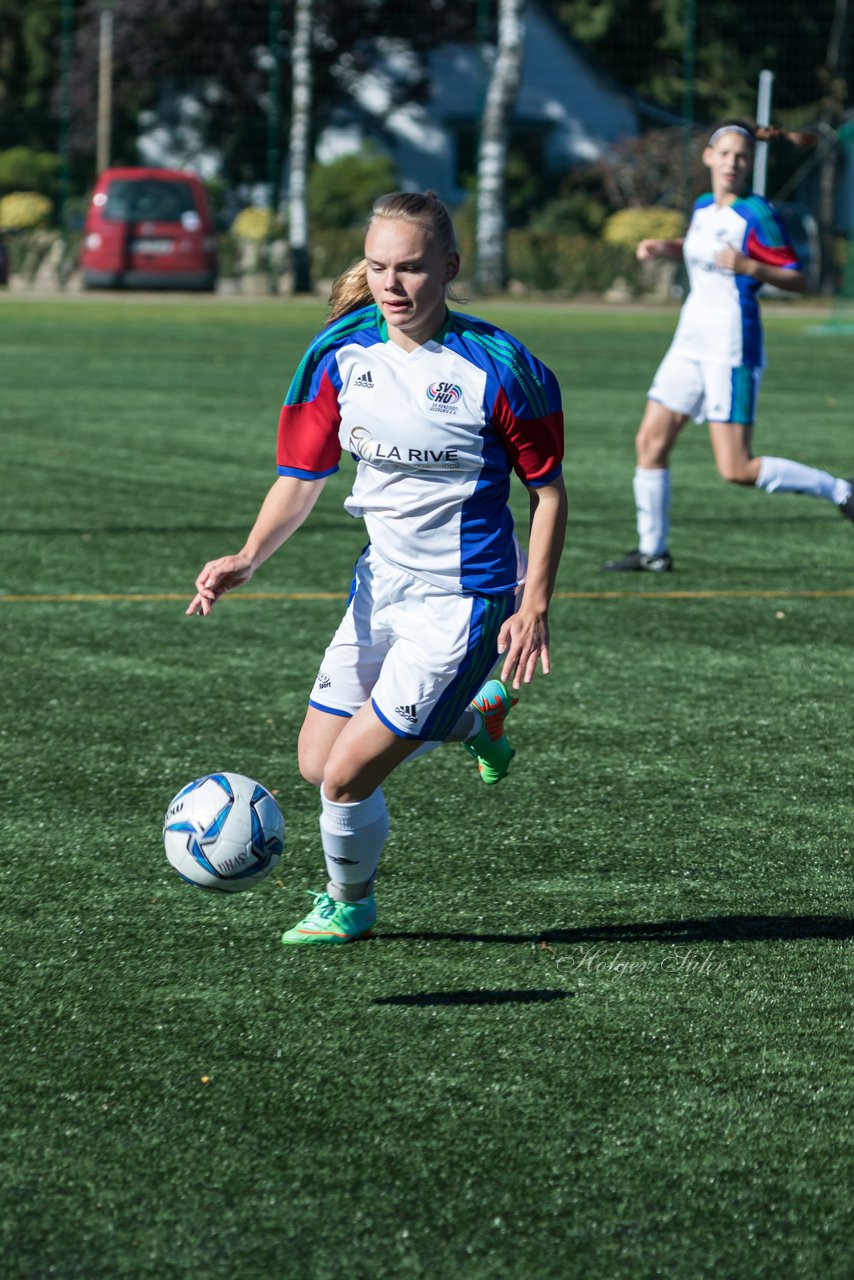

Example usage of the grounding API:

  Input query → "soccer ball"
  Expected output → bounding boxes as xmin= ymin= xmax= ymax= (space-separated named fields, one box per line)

xmin=163 ymin=772 xmax=285 ymax=893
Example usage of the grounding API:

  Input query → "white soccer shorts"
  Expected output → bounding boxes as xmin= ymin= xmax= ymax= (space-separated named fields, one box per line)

xmin=648 ymin=348 xmax=763 ymax=426
xmin=308 ymin=546 xmax=514 ymax=740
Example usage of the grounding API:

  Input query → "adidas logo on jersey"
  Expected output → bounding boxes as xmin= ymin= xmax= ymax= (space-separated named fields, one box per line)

xmin=395 ymin=703 xmax=418 ymax=724
xmin=353 ymin=371 xmax=374 ymax=388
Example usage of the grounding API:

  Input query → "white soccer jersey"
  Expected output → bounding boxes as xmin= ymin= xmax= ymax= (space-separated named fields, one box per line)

xmin=276 ymin=306 xmax=564 ymax=596
xmin=670 ymin=193 xmax=800 ymax=367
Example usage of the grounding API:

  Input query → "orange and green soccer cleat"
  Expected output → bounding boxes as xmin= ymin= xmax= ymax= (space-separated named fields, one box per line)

xmin=281 ymin=891 xmax=376 ymax=946
xmin=462 ymin=677 xmax=517 ymax=785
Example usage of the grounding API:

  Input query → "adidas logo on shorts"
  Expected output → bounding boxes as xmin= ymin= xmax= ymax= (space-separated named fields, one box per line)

xmin=353 ymin=371 xmax=374 ymax=388
xmin=395 ymin=703 xmax=418 ymax=724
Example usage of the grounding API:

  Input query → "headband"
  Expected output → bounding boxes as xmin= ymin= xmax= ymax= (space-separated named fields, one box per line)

xmin=708 ymin=125 xmax=754 ymax=146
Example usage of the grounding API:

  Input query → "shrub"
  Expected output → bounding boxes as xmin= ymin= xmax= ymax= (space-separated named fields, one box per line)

xmin=216 ymin=232 xmax=240 ymax=278
xmin=231 ymin=206 xmax=284 ymax=243
xmin=6 ymin=229 xmax=81 ymax=284
xmin=506 ymin=231 xmax=640 ymax=295
xmin=309 ymin=148 xmax=398 ymax=231
xmin=602 ymin=207 xmax=685 ymax=248
xmin=309 ymin=228 xmax=367 ymax=282
xmin=219 ymin=225 xmax=672 ymax=298
xmin=0 ymin=191 xmax=53 ymax=231
xmin=0 ymin=147 xmax=59 ymax=198
xmin=305 ymin=227 xmax=647 ymax=297
xmin=528 ymin=191 xmax=609 ymax=237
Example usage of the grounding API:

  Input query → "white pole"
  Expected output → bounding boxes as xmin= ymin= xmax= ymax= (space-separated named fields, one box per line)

xmin=753 ymin=69 xmax=774 ymax=196
xmin=96 ymin=6 xmax=114 ymax=175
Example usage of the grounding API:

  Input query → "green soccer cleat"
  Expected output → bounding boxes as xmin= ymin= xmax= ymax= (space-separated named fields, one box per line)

xmin=462 ymin=677 xmax=517 ymax=785
xmin=281 ymin=890 xmax=377 ymax=946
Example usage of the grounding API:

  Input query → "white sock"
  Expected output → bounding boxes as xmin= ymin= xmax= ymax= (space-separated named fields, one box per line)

xmin=756 ymin=456 xmax=848 ymax=504
xmin=633 ymin=466 xmax=671 ymax=556
xmin=319 ymin=785 xmax=389 ymax=901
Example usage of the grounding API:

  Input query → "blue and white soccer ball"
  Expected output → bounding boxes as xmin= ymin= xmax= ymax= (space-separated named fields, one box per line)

xmin=163 ymin=772 xmax=285 ymax=893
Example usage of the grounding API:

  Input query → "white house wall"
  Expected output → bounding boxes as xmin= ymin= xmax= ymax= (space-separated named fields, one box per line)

xmin=316 ymin=1 xmax=638 ymax=203
xmin=429 ymin=4 xmax=637 ymax=170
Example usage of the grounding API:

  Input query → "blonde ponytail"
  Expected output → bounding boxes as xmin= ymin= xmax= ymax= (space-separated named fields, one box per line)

xmin=327 ymin=258 xmax=372 ymax=323
xmin=708 ymin=119 xmax=819 ymax=150
xmin=753 ymin=124 xmax=819 ymax=149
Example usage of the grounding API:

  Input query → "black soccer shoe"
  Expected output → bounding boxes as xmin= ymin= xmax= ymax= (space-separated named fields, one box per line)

xmin=599 ymin=548 xmax=674 ymax=573
xmin=838 ymin=483 xmax=854 ymax=524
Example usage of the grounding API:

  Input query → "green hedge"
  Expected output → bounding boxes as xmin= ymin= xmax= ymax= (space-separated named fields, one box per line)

xmin=506 ymin=231 xmax=642 ymax=295
xmin=302 ymin=229 xmax=642 ymax=296
xmin=308 ymin=228 xmax=366 ymax=281
xmin=5 ymin=227 xmax=644 ymax=297
xmin=5 ymin=229 xmax=82 ymax=283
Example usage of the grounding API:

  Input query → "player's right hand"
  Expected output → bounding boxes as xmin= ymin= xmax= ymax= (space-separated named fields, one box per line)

xmin=186 ymin=554 xmax=255 ymax=616
xmin=636 ymin=239 xmax=661 ymax=262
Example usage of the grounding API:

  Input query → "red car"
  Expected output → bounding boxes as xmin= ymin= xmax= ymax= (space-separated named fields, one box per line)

xmin=81 ymin=166 xmax=218 ymax=291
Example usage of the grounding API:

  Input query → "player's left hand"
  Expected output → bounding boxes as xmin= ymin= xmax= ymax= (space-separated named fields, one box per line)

xmin=496 ymin=610 xmax=551 ymax=689
xmin=186 ymin=552 xmax=255 ymax=616
xmin=715 ymin=246 xmax=751 ymax=275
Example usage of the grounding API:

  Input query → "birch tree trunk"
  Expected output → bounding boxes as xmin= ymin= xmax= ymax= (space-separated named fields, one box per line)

xmin=475 ymin=0 xmax=526 ymax=294
xmin=288 ymin=0 xmax=314 ymax=294
xmin=818 ymin=0 xmax=851 ymax=293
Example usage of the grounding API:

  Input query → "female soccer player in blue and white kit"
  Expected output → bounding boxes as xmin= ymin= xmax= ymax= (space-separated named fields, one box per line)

xmin=187 ymin=192 xmax=567 ymax=944
xmin=602 ymin=121 xmax=853 ymax=573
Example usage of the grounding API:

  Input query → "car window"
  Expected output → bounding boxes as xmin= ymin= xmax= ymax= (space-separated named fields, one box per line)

xmin=102 ymin=179 xmax=197 ymax=222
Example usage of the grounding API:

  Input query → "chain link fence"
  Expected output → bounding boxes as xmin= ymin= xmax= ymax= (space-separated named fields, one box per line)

xmin=0 ymin=0 xmax=850 ymax=296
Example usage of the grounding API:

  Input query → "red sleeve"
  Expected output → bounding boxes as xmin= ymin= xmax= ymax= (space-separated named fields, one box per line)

xmin=276 ymin=370 xmax=342 ymax=478
xmin=491 ymin=387 xmax=564 ymax=486
xmin=746 ymin=228 xmax=799 ymax=269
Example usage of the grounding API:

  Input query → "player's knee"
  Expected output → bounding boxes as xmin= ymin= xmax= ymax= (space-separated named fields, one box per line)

xmin=321 ymin=743 xmax=356 ymax=798
xmin=297 ymin=751 xmax=324 ymax=788
xmin=296 ymin=732 xmax=326 ymax=788
xmin=637 ymin=437 xmax=665 ymax=468
xmin=321 ymin=754 xmax=377 ymax=804
xmin=636 ymin=426 xmax=669 ymax=468
xmin=716 ymin=460 xmax=754 ymax=485
xmin=299 ymin=750 xmax=370 ymax=797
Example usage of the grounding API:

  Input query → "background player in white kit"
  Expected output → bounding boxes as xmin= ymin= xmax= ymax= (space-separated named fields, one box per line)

xmin=602 ymin=120 xmax=854 ymax=573
xmin=187 ymin=191 xmax=567 ymax=944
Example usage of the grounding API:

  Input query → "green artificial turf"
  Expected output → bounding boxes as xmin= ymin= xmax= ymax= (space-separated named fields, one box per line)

xmin=1 ymin=295 xmax=852 ymax=1279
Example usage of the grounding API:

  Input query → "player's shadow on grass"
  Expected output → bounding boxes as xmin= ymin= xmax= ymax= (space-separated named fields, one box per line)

xmin=0 ymin=518 xmax=351 ymax=537
xmin=373 ymin=989 xmax=572 ymax=1008
xmin=580 ymin=512 xmax=830 ymax=528
xmin=377 ymin=914 xmax=854 ymax=946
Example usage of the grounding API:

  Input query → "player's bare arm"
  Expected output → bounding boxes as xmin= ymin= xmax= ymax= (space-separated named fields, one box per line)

xmin=637 ymin=238 xmax=684 ymax=262
xmin=714 ymin=245 xmax=806 ymax=294
xmin=187 ymin=474 xmax=327 ymax=616
xmin=498 ymin=476 xmax=568 ymax=688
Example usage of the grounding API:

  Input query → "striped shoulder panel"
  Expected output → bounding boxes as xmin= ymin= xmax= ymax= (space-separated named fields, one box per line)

xmin=735 ymin=195 xmax=788 ymax=246
xmin=285 ymin=305 xmax=378 ymax=405
xmin=447 ymin=312 xmax=551 ymax=419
